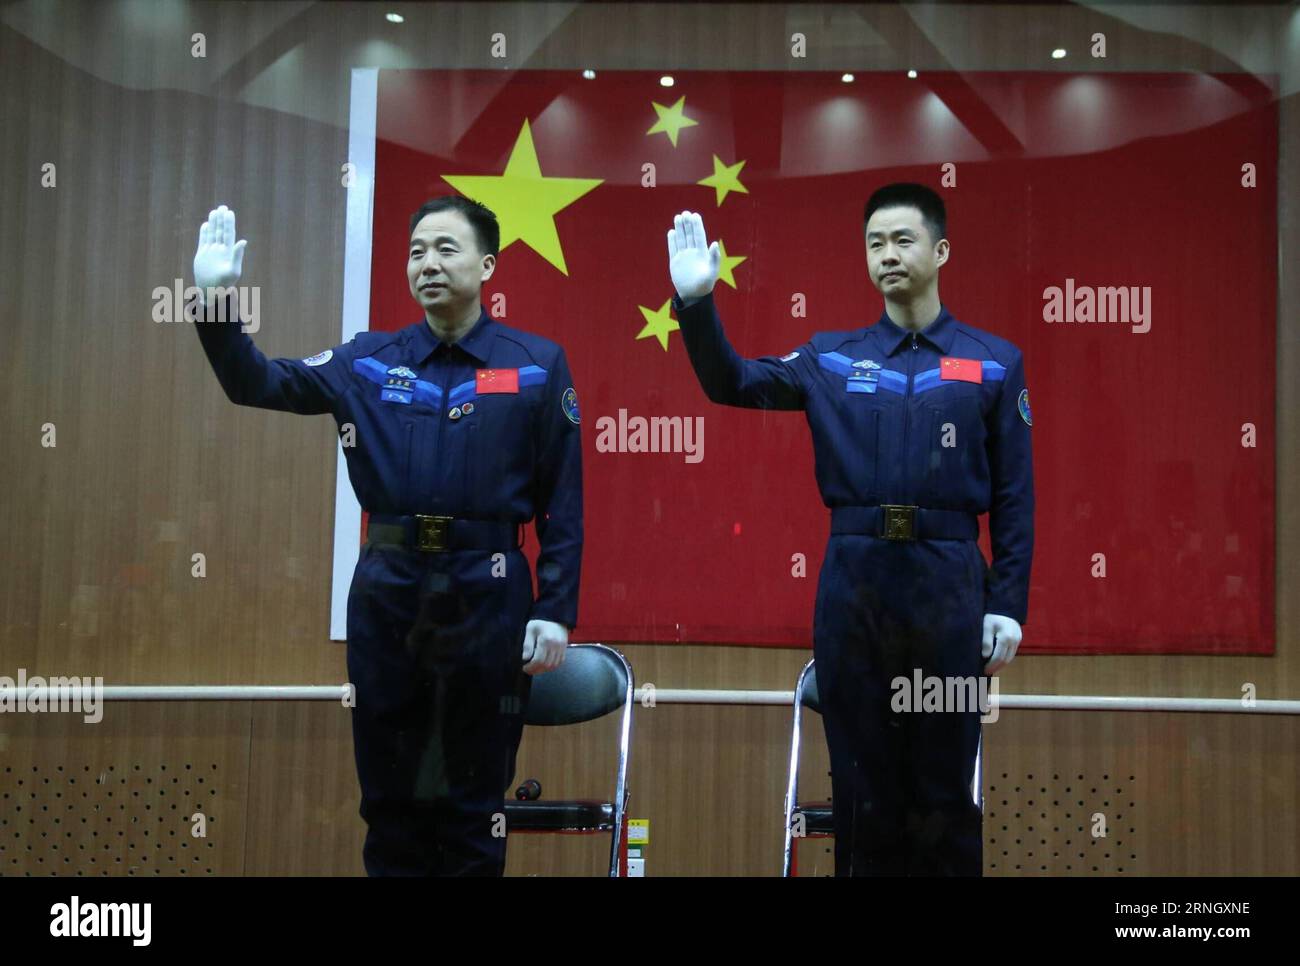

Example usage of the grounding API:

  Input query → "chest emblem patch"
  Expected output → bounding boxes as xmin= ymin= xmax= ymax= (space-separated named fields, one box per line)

xmin=940 ymin=357 xmax=983 ymax=384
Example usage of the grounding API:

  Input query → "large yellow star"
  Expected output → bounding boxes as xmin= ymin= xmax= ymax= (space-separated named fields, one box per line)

xmin=715 ymin=238 xmax=748 ymax=289
xmin=442 ymin=119 xmax=602 ymax=275
xmin=646 ymin=96 xmax=699 ymax=147
xmin=698 ymin=155 xmax=749 ymax=206
xmin=635 ymin=299 xmax=680 ymax=351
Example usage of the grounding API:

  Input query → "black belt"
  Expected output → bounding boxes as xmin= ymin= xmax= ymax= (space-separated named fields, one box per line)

xmin=366 ymin=514 xmax=523 ymax=552
xmin=830 ymin=505 xmax=979 ymax=541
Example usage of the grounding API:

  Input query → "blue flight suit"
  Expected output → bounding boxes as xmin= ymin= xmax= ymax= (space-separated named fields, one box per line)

xmin=673 ymin=289 xmax=1033 ymax=876
xmin=191 ymin=294 xmax=582 ymax=876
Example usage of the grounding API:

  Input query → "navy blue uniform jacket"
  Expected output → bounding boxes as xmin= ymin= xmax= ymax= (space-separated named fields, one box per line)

xmin=192 ymin=295 xmax=583 ymax=629
xmin=673 ymin=290 xmax=1033 ymax=624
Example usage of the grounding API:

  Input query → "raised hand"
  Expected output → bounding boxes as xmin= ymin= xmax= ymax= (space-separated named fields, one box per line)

xmin=667 ymin=210 xmax=721 ymax=300
xmin=193 ymin=204 xmax=248 ymax=301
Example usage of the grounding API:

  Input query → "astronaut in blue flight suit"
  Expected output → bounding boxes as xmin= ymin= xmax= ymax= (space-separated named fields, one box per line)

xmin=666 ymin=183 xmax=1033 ymax=876
xmin=189 ymin=197 xmax=582 ymax=876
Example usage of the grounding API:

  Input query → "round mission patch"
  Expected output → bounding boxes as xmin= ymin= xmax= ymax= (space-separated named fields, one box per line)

xmin=561 ymin=387 xmax=580 ymax=425
xmin=1018 ymin=388 xmax=1032 ymax=426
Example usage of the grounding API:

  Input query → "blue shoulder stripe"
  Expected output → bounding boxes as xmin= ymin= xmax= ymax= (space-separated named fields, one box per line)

xmin=817 ymin=351 xmax=856 ymax=377
xmin=448 ymin=379 xmax=477 ymax=406
xmin=352 ymin=356 xmax=389 ymax=385
xmin=519 ymin=365 xmax=547 ymax=387
xmin=354 ymin=358 xmax=550 ymax=409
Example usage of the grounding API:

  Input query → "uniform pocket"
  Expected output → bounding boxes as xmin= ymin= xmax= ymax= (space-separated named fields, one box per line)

xmin=926 ymin=398 xmax=986 ymax=505
xmin=846 ymin=401 xmax=883 ymax=500
xmin=869 ymin=408 xmax=881 ymax=499
xmin=926 ymin=406 xmax=943 ymax=503
xmin=462 ymin=422 xmax=479 ymax=515
xmin=400 ymin=421 xmax=414 ymax=509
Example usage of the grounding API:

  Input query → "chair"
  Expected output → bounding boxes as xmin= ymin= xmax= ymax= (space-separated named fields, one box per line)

xmin=781 ymin=658 xmax=985 ymax=876
xmin=504 ymin=642 xmax=633 ymax=877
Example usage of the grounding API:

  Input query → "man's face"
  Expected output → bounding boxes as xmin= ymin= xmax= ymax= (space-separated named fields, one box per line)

xmin=407 ymin=209 xmax=494 ymax=311
xmin=864 ymin=204 xmax=946 ymax=297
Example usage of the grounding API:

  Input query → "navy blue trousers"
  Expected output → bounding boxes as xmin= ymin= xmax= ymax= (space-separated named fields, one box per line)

xmin=345 ymin=543 xmax=533 ymax=876
xmin=813 ymin=534 xmax=987 ymax=876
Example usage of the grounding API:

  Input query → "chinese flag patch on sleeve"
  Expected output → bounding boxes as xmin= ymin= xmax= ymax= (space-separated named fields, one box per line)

xmin=476 ymin=368 xmax=520 ymax=394
xmin=939 ymin=357 xmax=983 ymax=384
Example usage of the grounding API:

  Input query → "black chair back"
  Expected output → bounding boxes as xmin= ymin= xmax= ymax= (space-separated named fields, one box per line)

xmin=800 ymin=664 xmax=821 ymax=714
xmin=525 ymin=643 xmax=630 ymax=726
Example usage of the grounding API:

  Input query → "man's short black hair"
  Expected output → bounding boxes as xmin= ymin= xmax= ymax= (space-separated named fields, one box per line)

xmin=408 ymin=195 xmax=500 ymax=258
xmin=863 ymin=182 xmax=946 ymax=246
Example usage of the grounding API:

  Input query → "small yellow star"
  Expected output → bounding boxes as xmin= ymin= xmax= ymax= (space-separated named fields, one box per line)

xmin=636 ymin=299 xmax=680 ymax=351
xmin=715 ymin=238 xmax=748 ymax=289
xmin=698 ymin=155 xmax=749 ymax=206
xmin=646 ymin=96 xmax=699 ymax=147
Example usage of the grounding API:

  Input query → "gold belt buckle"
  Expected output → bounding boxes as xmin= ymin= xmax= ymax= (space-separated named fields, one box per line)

xmin=881 ymin=505 xmax=917 ymax=541
xmin=415 ymin=515 xmax=453 ymax=551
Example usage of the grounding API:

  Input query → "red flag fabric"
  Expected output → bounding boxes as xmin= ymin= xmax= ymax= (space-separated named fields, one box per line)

xmin=940 ymin=357 xmax=983 ymax=384
xmin=365 ymin=69 xmax=1277 ymax=654
xmin=476 ymin=368 xmax=519 ymax=394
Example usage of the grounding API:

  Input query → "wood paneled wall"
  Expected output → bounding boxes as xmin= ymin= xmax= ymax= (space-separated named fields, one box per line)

xmin=1 ymin=1 xmax=1295 ymax=876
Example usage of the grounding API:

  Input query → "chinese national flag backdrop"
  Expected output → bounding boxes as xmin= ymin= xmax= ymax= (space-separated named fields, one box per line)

xmin=368 ymin=69 xmax=1276 ymax=654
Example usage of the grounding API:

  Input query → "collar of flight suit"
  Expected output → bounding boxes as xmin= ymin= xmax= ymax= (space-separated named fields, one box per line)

xmin=409 ymin=304 xmax=495 ymax=365
xmin=873 ymin=303 xmax=957 ymax=358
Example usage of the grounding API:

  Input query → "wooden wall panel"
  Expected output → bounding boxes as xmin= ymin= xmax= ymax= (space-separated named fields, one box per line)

xmin=0 ymin=703 xmax=250 ymax=877
xmin=243 ymin=699 xmax=364 ymax=876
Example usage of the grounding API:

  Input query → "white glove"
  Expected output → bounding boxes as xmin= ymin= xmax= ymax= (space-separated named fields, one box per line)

xmin=666 ymin=210 xmax=721 ymax=300
xmin=982 ymin=614 xmax=1022 ymax=675
xmin=193 ymin=204 xmax=247 ymax=304
xmin=521 ymin=619 xmax=568 ymax=675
